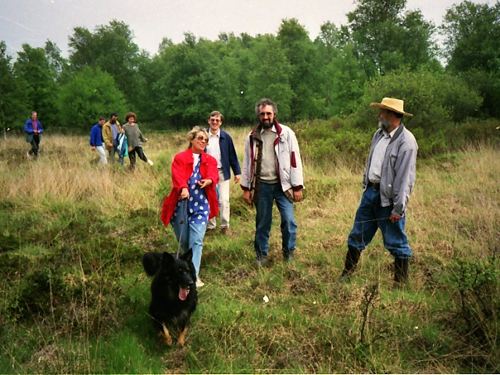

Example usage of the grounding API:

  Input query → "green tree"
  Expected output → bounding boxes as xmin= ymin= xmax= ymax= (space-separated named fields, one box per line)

xmin=0 ymin=41 xmax=29 ymax=131
xmin=245 ymin=35 xmax=294 ymax=121
xmin=277 ymin=19 xmax=322 ymax=119
xmin=57 ymin=67 xmax=127 ymax=129
xmin=315 ymin=22 xmax=367 ymax=117
xmin=347 ymin=0 xmax=436 ymax=76
xmin=68 ymin=20 xmax=143 ymax=108
xmin=14 ymin=44 xmax=58 ymax=127
xmin=442 ymin=1 xmax=500 ymax=117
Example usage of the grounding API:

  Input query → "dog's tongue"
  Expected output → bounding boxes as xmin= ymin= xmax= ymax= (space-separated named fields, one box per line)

xmin=178 ymin=287 xmax=190 ymax=301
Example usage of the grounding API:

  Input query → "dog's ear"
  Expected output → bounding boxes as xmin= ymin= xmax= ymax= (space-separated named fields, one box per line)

xmin=142 ymin=252 xmax=162 ymax=276
xmin=161 ymin=252 xmax=176 ymax=266
xmin=180 ymin=248 xmax=193 ymax=264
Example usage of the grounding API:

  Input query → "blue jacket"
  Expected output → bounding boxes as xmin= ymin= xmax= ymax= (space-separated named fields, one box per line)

xmin=89 ymin=124 xmax=104 ymax=147
xmin=207 ymin=129 xmax=241 ymax=181
xmin=24 ymin=118 xmax=44 ymax=134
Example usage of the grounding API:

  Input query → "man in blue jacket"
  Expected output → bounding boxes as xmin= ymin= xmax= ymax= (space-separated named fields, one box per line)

xmin=89 ymin=116 xmax=107 ymax=165
xmin=24 ymin=111 xmax=43 ymax=159
xmin=205 ymin=111 xmax=241 ymax=235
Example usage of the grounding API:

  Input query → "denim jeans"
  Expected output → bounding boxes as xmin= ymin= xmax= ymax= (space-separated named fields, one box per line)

xmin=347 ymin=185 xmax=412 ymax=258
xmin=170 ymin=200 xmax=207 ymax=277
xmin=254 ymin=182 xmax=297 ymax=258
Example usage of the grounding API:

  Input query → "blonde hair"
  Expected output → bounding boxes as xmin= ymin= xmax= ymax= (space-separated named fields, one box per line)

xmin=186 ymin=126 xmax=209 ymax=148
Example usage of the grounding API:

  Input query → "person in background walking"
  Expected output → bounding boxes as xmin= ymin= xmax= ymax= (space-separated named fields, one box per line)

xmin=89 ymin=116 xmax=107 ymax=165
xmin=340 ymin=97 xmax=418 ymax=287
xmin=103 ymin=112 xmax=122 ymax=163
xmin=160 ymin=126 xmax=219 ymax=287
xmin=205 ymin=111 xmax=241 ymax=235
xmin=24 ymin=111 xmax=43 ymax=159
xmin=122 ymin=112 xmax=154 ymax=170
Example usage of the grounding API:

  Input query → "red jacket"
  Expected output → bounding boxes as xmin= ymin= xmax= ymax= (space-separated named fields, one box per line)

xmin=161 ymin=148 xmax=219 ymax=226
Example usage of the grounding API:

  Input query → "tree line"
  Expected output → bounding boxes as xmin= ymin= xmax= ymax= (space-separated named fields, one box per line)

xmin=0 ymin=0 xmax=498 ymax=131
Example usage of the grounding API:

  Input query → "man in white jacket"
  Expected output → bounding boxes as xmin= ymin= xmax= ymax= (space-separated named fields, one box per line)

xmin=241 ymin=98 xmax=304 ymax=266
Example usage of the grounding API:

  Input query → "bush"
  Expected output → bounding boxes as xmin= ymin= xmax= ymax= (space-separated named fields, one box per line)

xmin=352 ymin=69 xmax=483 ymax=130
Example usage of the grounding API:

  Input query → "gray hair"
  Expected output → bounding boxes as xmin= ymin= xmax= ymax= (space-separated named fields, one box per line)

xmin=255 ymin=98 xmax=278 ymax=117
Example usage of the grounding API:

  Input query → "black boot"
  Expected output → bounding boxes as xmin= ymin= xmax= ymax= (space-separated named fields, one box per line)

xmin=394 ymin=257 xmax=409 ymax=286
xmin=339 ymin=247 xmax=361 ymax=281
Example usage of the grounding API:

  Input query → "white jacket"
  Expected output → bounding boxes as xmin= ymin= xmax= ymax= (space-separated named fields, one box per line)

xmin=241 ymin=122 xmax=304 ymax=192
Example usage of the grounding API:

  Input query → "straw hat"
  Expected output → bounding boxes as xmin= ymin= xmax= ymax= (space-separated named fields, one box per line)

xmin=370 ymin=97 xmax=413 ymax=117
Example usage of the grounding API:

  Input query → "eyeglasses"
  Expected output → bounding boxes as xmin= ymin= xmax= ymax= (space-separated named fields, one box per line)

xmin=196 ymin=135 xmax=208 ymax=142
xmin=210 ymin=118 xmax=221 ymax=123
xmin=259 ymin=112 xmax=273 ymax=116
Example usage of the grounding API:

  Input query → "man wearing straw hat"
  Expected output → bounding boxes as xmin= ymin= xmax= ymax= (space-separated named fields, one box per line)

xmin=340 ymin=97 xmax=418 ymax=286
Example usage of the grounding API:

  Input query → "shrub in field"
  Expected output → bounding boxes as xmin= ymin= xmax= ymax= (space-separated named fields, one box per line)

xmin=57 ymin=67 xmax=127 ymax=130
xmin=352 ymin=69 xmax=483 ymax=130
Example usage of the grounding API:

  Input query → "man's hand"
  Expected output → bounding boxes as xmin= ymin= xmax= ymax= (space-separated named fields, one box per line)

xmin=91 ymin=146 xmax=96 ymax=151
xmin=293 ymin=189 xmax=303 ymax=202
xmin=242 ymin=190 xmax=253 ymax=205
xmin=180 ymin=188 xmax=189 ymax=200
xmin=234 ymin=174 xmax=241 ymax=184
xmin=389 ymin=213 xmax=402 ymax=223
xmin=197 ymin=179 xmax=212 ymax=189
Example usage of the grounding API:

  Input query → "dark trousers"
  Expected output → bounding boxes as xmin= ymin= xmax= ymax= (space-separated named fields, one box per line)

xmin=29 ymin=134 xmax=41 ymax=156
xmin=129 ymin=146 xmax=148 ymax=169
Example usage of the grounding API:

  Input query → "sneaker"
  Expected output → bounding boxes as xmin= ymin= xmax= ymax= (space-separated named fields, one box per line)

xmin=196 ymin=278 xmax=205 ymax=288
xmin=147 ymin=159 xmax=154 ymax=166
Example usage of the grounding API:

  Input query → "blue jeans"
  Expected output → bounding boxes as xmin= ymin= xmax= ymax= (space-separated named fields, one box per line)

xmin=347 ymin=185 xmax=412 ymax=258
xmin=170 ymin=201 xmax=207 ymax=277
xmin=254 ymin=182 xmax=297 ymax=258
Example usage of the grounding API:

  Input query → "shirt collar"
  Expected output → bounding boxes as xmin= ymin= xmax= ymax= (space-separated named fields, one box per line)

xmin=260 ymin=125 xmax=276 ymax=134
xmin=209 ymin=129 xmax=221 ymax=137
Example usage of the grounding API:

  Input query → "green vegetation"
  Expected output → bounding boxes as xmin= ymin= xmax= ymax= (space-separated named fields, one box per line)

xmin=1 ymin=0 xmax=499 ymax=130
xmin=0 ymin=126 xmax=498 ymax=373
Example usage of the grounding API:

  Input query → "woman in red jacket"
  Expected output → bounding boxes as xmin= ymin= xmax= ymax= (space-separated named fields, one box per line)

xmin=161 ymin=126 xmax=219 ymax=287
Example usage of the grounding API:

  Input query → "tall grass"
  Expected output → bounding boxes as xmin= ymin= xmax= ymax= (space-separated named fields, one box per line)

xmin=0 ymin=128 xmax=498 ymax=373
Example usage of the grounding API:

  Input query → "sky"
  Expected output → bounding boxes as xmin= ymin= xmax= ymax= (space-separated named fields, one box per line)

xmin=0 ymin=0 xmax=493 ymax=58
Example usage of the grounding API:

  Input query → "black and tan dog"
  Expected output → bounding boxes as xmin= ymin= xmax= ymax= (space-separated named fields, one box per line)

xmin=142 ymin=250 xmax=197 ymax=346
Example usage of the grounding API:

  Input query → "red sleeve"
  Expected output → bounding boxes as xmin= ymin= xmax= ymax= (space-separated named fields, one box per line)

xmin=171 ymin=154 xmax=189 ymax=189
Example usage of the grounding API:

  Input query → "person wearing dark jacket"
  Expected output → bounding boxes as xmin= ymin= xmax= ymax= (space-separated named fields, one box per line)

xmin=340 ymin=97 xmax=418 ymax=286
xmin=24 ymin=111 xmax=44 ymax=159
xmin=205 ymin=111 xmax=241 ymax=234
xmin=89 ymin=116 xmax=107 ymax=165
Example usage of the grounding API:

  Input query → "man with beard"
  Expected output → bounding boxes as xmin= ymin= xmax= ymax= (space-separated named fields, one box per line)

xmin=241 ymin=98 xmax=304 ymax=266
xmin=102 ymin=112 xmax=122 ymax=164
xmin=340 ymin=97 xmax=418 ymax=287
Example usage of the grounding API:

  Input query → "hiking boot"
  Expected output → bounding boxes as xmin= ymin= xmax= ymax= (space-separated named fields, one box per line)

xmin=394 ymin=257 xmax=409 ymax=287
xmin=339 ymin=247 xmax=361 ymax=281
xmin=221 ymin=227 xmax=231 ymax=235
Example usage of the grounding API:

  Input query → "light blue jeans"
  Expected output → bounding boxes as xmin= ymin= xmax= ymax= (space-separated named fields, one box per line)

xmin=254 ymin=182 xmax=297 ymax=259
xmin=170 ymin=201 xmax=207 ymax=277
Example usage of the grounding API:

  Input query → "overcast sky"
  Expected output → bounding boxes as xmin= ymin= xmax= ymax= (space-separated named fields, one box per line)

xmin=0 ymin=0 xmax=493 ymax=58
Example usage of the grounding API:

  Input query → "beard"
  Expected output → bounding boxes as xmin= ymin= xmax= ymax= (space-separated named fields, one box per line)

xmin=378 ymin=119 xmax=390 ymax=131
xmin=259 ymin=119 xmax=273 ymax=129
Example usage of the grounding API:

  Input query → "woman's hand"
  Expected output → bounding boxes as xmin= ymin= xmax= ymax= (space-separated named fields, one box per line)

xmin=197 ymin=179 xmax=212 ymax=189
xmin=180 ymin=188 xmax=189 ymax=200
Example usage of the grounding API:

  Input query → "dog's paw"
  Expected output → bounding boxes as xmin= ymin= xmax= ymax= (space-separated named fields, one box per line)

xmin=160 ymin=323 xmax=173 ymax=346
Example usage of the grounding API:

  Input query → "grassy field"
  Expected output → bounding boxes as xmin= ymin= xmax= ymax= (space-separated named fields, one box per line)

xmin=0 ymin=127 xmax=498 ymax=373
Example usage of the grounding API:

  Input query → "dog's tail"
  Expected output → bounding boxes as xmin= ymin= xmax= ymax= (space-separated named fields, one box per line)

xmin=142 ymin=252 xmax=162 ymax=276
